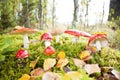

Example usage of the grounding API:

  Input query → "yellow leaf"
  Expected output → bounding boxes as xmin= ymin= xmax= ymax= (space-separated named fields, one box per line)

xmin=64 ymin=71 xmax=82 ymax=80
xmin=18 ymin=74 xmax=30 ymax=80
xmin=57 ymin=51 xmax=66 ymax=59
xmin=79 ymin=50 xmax=91 ymax=60
xmin=43 ymin=58 xmax=56 ymax=71
xmin=30 ymin=57 xmax=39 ymax=69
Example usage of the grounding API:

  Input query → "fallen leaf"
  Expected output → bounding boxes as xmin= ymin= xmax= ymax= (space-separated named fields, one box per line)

xmin=42 ymin=72 xmax=61 ymax=80
xmin=57 ymin=51 xmax=66 ymax=59
xmin=43 ymin=58 xmax=56 ymax=71
xmin=111 ymin=70 xmax=120 ymax=80
xmin=30 ymin=57 xmax=39 ymax=69
xmin=84 ymin=64 xmax=101 ymax=75
xmin=64 ymin=71 xmax=82 ymax=80
xmin=56 ymin=58 xmax=69 ymax=68
xmin=18 ymin=74 xmax=30 ymax=80
xmin=30 ymin=67 xmax=44 ymax=77
xmin=72 ymin=58 xmax=86 ymax=67
xmin=79 ymin=50 xmax=91 ymax=61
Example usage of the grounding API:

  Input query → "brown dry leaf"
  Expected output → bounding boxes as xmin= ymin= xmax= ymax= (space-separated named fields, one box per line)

xmin=43 ymin=58 xmax=56 ymax=71
xmin=84 ymin=64 xmax=101 ymax=75
xmin=30 ymin=57 xmax=39 ymax=69
xmin=64 ymin=71 xmax=82 ymax=80
xmin=79 ymin=50 xmax=90 ymax=60
xmin=56 ymin=58 xmax=69 ymax=68
xmin=72 ymin=58 xmax=86 ymax=67
xmin=57 ymin=51 xmax=66 ymax=59
xmin=42 ymin=72 xmax=61 ymax=80
xmin=18 ymin=74 xmax=30 ymax=80
xmin=30 ymin=67 xmax=44 ymax=77
xmin=111 ymin=70 xmax=120 ymax=80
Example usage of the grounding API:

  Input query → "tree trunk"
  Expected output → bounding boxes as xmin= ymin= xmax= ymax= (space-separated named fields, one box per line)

xmin=101 ymin=1 xmax=105 ymax=25
xmin=43 ymin=0 xmax=48 ymax=29
xmin=72 ymin=0 xmax=79 ymax=28
xmin=108 ymin=0 xmax=120 ymax=20
xmin=38 ymin=0 xmax=43 ymax=29
xmin=85 ymin=0 xmax=89 ymax=27
xmin=26 ymin=0 xmax=30 ymax=28
xmin=52 ymin=0 xmax=55 ymax=28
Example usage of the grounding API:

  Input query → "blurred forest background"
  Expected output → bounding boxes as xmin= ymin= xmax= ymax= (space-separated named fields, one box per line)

xmin=0 ymin=0 xmax=120 ymax=32
xmin=2 ymin=0 xmax=120 ymax=54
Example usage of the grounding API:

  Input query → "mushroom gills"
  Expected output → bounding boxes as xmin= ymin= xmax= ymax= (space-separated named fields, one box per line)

xmin=24 ymin=34 xmax=29 ymax=49
xmin=72 ymin=36 xmax=79 ymax=44
xmin=95 ymin=40 xmax=101 ymax=51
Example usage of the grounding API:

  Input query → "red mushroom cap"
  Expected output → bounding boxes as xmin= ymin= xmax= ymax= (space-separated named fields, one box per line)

xmin=64 ymin=29 xmax=81 ymax=36
xmin=44 ymin=46 xmax=55 ymax=55
xmin=88 ymin=34 xmax=108 ymax=46
xmin=11 ymin=27 xmax=39 ymax=34
xmin=64 ymin=29 xmax=91 ymax=37
xmin=41 ymin=32 xmax=53 ymax=41
xmin=16 ymin=49 xmax=29 ymax=59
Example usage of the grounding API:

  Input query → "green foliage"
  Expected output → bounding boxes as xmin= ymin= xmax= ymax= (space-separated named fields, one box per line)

xmin=110 ymin=29 xmax=120 ymax=49
xmin=89 ymin=47 xmax=120 ymax=71
xmin=0 ymin=31 xmax=120 ymax=79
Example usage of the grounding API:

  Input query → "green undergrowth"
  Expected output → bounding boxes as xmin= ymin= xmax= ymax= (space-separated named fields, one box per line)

xmin=0 ymin=31 xmax=120 ymax=79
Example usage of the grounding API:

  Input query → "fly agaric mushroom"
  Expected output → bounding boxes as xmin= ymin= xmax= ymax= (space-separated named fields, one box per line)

xmin=44 ymin=46 xmax=55 ymax=55
xmin=88 ymin=33 xmax=109 ymax=52
xmin=10 ymin=27 xmax=39 ymax=49
xmin=41 ymin=32 xmax=53 ymax=48
xmin=16 ymin=49 xmax=29 ymax=59
xmin=64 ymin=29 xmax=91 ymax=43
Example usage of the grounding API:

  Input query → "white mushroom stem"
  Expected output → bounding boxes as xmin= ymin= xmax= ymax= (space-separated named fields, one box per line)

xmin=72 ymin=36 xmax=79 ymax=44
xmin=56 ymin=35 xmax=60 ymax=43
xmin=24 ymin=34 xmax=29 ymax=49
xmin=45 ymin=40 xmax=51 ymax=48
xmin=96 ymin=41 xmax=101 ymax=51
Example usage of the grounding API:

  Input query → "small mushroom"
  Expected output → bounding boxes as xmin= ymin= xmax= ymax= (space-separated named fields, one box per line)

xmin=44 ymin=46 xmax=55 ymax=55
xmin=16 ymin=49 xmax=29 ymax=67
xmin=41 ymin=32 xmax=53 ymax=48
xmin=10 ymin=27 xmax=39 ymax=49
xmin=64 ymin=29 xmax=91 ymax=44
xmin=88 ymin=33 xmax=109 ymax=52
xmin=16 ymin=49 xmax=29 ymax=59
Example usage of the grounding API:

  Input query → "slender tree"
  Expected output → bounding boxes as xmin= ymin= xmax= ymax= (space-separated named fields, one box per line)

xmin=72 ymin=0 xmax=79 ymax=28
xmin=52 ymin=0 xmax=55 ymax=28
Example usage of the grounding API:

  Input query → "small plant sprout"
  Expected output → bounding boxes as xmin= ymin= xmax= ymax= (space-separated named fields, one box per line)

xmin=64 ymin=29 xmax=91 ymax=44
xmin=88 ymin=33 xmax=109 ymax=52
xmin=10 ymin=26 xmax=39 ymax=49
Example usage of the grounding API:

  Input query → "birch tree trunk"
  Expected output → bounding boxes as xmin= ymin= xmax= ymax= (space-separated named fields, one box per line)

xmin=72 ymin=0 xmax=79 ymax=28
xmin=52 ymin=0 xmax=55 ymax=28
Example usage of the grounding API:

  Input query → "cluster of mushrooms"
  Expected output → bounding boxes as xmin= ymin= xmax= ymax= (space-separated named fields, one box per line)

xmin=10 ymin=27 xmax=120 ymax=80
xmin=10 ymin=26 xmax=109 ymax=59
